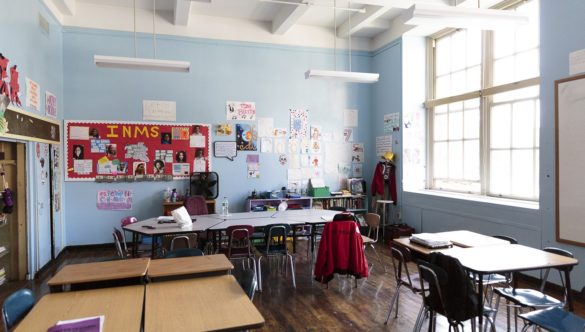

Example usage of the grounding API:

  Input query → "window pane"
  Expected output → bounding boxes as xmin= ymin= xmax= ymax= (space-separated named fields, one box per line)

xmin=436 ymin=37 xmax=451 ymax=76
xmin=490 ymin=150 xmax=511 ymax=196
xmin=466 ymin=65 xmax=481 ymax=92
xmin=490 ymin=104 xmax=511 ymax=149
xmin=464 ymin=108 xmax=479 ymax=139
xmin=434 ymin=142 xmax=448 ymax=178
xmin=436 ymin=75 xmax=450 ymax=99
xmin=492 ymin=86 xmax=539 ymax=103
xmin=512 ymin=100 xmax=535 ymax=148
xmin=464 ymin=140 xmax=480 ymax=180
xmin=449 ymin=141 xmax=463 ymax=179
xmin=434 ymin=113 xmax=448 ymax=141
xmin=493 ymin=57 xmax=514 ymax=86
xmin=511 ymin=150 xmax=534 ymax=198
xmin=494 ymin=28 xmax=515 ymax=59
xmin=449 ymin=111 xmax=463 ymax=140
xmin=451 ymin=70 xmax=466 ymax=96
xmin=451 ymin=31 xmax=466 ymax=72
xmin=467 ymin=29 xmax=481 ymax=67
xmin=515 ymin=49 xmax=539 ymax=81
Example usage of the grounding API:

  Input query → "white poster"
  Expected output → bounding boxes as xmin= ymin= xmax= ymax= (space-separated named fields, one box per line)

xmin=257 ymin=117 xmax=274 ymax=137
xmin=45 ymin=91 xmax=57 ymax=118
xmin=384 ymin=113 xmax=401 ymax=133
xmin=344 ymin=109 xmax=358 ymax=127
xmin=143 ymin=100 xmax=176 ymax=122
xmin=227 ymin=101 xmax=256 ymax=120
xmin=376 ymin=135 xmax=392 ymax=157
xmin=290 ymin=109 xmax=309 ymax=139
xmin=260 ymin=137 xmax=273 ymax=153
xmin=26 ymin=77 xmax=40 ymax=111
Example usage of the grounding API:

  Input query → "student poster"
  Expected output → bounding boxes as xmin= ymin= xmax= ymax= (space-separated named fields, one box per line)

xmin=65 ymin=120 xmax=210 ymax=181
xmin=96 ymin=189 xmax=133 ymax=210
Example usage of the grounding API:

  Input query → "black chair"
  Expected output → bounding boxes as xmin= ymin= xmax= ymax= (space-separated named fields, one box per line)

xmin=385 ymin=245 xmax=423 ymax=324
xmin=163 ymin=247 xmax=204 ymax=258
xmin=519 ymin=306 xmax=585 ymax=332
xmin=2 ymin=288 xmax=35 ymax=331
xmin=256 ymin=223 xmax=295 ymax=291
xmin=493 ymin=247 xmax=574 ymax=332
xmin=238 ymin=268 xmax=258 ymax=300
xmin=415 ymin=253 xmax=496 ymax=332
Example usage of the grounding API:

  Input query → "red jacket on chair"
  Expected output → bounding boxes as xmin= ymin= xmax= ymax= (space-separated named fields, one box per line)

xmin=314 ymin=219 xmax=369 ymax=283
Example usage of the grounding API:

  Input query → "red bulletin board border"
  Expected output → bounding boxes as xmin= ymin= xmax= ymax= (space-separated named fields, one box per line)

xmin=64 ymin=120 xmax=211 ymax=181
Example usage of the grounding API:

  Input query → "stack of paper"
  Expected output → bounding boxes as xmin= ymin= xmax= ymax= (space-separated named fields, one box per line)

xmin=48 ymin=315 xmax=104 ymax=332
xmin=410 ymin=233 xmax=452 ymax=249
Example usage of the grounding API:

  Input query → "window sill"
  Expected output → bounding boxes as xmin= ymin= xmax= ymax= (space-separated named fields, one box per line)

xmin=404 ymin=189 xmax=539 ymax=210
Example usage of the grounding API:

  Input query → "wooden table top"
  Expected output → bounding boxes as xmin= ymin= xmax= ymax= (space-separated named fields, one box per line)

xmin=145 ymin=275 xmax=265 ymax=332
xmin=393 ymin=237 xmax=456 ymax=256
xmin=147 ymin=254 xmax=234 ymax=278
xmin=444 ymin=244 xmax=579 ymax=274
xmin=48 ymin=257 xmax=150 ymax=286
xmin=434 ymin=230 xmax=512 ymax=248
xmin=14 ymin=285 xmax=144 ymax=332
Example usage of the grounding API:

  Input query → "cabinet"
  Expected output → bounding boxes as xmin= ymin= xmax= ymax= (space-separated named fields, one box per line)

xmin=311 ymin=195 xmax=368 ymax=213
xmin=246 ymin=197 xmax=312 ymax=212
xmin=163 ymin=200 xmax=216 ymax=216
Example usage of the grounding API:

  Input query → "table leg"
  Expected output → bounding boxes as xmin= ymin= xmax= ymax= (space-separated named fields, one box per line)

xmin=477 ymin=273 xmax=484 ymax=331
xmin=151 ymin=235 xmax=157 ymax=258
xmin=565 ymin=269 xmax=574 ymax=311
xmin=132 ymin=232 xmax=138 ymax=257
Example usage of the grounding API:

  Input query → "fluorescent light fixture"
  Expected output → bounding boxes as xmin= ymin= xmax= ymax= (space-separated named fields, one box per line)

xmin=94 ymin=55 xmax=190 ymax=73
xmin=305 ymin=70 xmax=379 ymax=83
xmin=402 ymin=4 xmax=529 ymax=30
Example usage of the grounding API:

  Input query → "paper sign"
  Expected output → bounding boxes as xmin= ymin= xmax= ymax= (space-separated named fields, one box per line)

xmin=344 ymin=109 xmax=358 ymax=127
xmin=384 ymin=113 xmax=400 ymax=132
xmin=143 ymin=100 xmax=176 ymax=121
xmin=70 ymin=126 xmax=90 ymax=140
xmin=257 ymin=117 xmax=274 ymax=137
xmin=97 ymin=190 xmax=132 ymax=210
xmin=45 ymin=91 xmax=57 ymax=118
xmin=260 ymin=138 xmax=273 ymax=153
xmin=246 ymin=154 xmax=260 ymax=178
xmin=25 ymin=77 xmax=40 ymax=111
xmin=213 ymin=141 xmax=237 ymax=161
xmin=290 ymin=109 xmax=309 ymax=139
xmin=227 ymin=101 xmax=256 ymax=120
xmin=376 ymin=135 xmax=392 ymax=156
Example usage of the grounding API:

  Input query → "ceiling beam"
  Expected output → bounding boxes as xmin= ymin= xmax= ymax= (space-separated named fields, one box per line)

xmin=347 ymin=0 xmax=413 ymax=8
xmin=272 ymin=0 xmax=311 ymax=35
xmin=53 ymin=0 xmax=76 ymax=15
xmin=336 ymin=5 xmax=389 ymax=37
xmin=174 ymin=0 xmax=192 ymax=26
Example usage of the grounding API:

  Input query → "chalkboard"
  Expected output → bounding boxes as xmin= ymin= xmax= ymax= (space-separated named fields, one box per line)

xmin=555 ymin=73 xmax=585 ymax=247
xmin=0 ymin=106 xmax=60 ymax=144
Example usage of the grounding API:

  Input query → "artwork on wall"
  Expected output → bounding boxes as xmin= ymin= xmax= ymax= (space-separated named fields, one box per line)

xmin=64 ymin=120 xmax=210 ymax=181
xmin=236 ymin=123 xmax=257 ymax=151
xmin=45 ymin=91 xmax=57 ymax=118
xmin=96 ymin=189 xmax=133 ymax=210
xmin=290 ymin=109 xmax=308 ymax=139
xmin=226 ymin=101 xmax=256 ymax=120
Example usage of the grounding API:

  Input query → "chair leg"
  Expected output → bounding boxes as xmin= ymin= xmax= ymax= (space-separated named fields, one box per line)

xmin=287 ymin=253 xmax=296 ymax=288
xmin=384 ymin=283 xmax=402 ymax=324
xmin=370 ymin=244 xmax=387 ymax=273
xmin=412 ymin=304 xmax=426 ymax=332
xmin=257 ymin=256 xmax=264 ymax=292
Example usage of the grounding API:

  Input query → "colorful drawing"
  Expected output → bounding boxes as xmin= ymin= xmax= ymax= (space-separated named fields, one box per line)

xmin=236 ymin=124 xmax=257 ymax=151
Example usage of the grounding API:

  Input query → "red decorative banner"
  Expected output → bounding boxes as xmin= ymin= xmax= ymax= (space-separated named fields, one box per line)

xmin=65 ymin=120 xmax=210 ymax=181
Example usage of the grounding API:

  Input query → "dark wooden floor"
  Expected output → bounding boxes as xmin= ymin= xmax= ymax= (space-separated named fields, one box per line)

xmin=1 ymin=241 xmax=584 ymax=332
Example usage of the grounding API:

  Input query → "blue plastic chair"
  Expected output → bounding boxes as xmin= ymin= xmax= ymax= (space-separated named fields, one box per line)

xmin=519 ymin=306 xmax=585 ymax=332
xmin=2 ymin=288 xmax=35 ymax=331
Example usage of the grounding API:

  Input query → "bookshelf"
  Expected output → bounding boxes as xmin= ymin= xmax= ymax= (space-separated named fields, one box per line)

xmin=246 ymin=197 xmax=312 ymax=212
xmin=312 ymin=195 xmax=368 ymax=213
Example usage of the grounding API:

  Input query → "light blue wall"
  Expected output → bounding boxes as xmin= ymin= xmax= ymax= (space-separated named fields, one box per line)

xmin=0 ymin=0 xmax=64 ymax=273
xmin=540 ymin=0 xmax=585 ymax=290
xmin=63 ymin=28 xmax=373 ymax=245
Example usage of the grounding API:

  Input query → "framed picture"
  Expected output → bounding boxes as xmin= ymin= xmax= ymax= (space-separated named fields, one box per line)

xmin=349 ymin=178 xmax=366 ymax=195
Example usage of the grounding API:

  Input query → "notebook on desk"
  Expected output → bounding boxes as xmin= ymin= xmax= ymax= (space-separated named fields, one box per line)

xmin=409 ymin=233 xmax=453 ymax=249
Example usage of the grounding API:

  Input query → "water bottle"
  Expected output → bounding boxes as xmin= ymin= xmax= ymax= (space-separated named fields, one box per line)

xmin=164 ymin=188 xmax=171 ymax=202
xmin=171 ymin=189 xmax=177 ymax=202
xmin=221 ymin=196 xmax=229 ymax=216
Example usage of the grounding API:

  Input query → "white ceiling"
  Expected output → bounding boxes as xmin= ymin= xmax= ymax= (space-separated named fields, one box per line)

xmin=46 ymin=0 xmax=505 ymax=50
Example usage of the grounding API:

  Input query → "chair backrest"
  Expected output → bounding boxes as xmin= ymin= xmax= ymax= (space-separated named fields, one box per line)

xmin=238 ymin=268 xmax=257 ymax=300
xmin=417 ymin=260 xmax=449 ymax=317
xmin=539 ymin=247 xmax=574 ymax=302
xmin=427 ymin=252 xmax=480 ymax=323
xmin=364 ymin=213 xmax=380 ymax=240
xmin=391 ymin=245 xmax=416 ymax=288
xmin=2 ymin=288 xmax=35 ymax=331
xmin=226 ymin=225 xmax=255 ymax=257
xmin=120 ymin=216 xmax=138 ymax=227
xmin=164 ymin=247 xmax=204 ymax=258
xmin=112 ymin=228 xmax=128 ymax=258
xmin=492 ymin=235 xmax=518 ymax=244
xmin=263 ymin=224 xmax=291 ymax=254
xmin=170 ymin=235 xmax=191 ymax=250
xmin=183 ymin=195 xmax=209 ymax=215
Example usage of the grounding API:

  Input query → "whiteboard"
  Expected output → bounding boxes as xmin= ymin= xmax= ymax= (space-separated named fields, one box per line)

xmin=556 ymin=73 xmax=585 ymax=247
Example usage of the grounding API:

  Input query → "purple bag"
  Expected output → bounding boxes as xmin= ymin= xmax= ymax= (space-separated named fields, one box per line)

xmin=3 ymin=188 xmax=14 ymax=213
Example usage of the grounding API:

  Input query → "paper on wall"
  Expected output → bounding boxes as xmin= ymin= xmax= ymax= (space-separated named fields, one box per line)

xmin=45 ymin=91 xmax=57 ymax=118
xmin=274 ymin=138 xmax=286 ymax=154
xmin=25 ymin=77 xmax=40 ymax=111
xmin=257 ymin=117 xmax=274 ymax=137
xmin=344 ymin=109 xmax=358 ymax=127
xmin=288 ymin=168 xmax=301 ymax=181
xmin=376 ymin=135 xmax=392 ymax=157
xmin=288 ymin=139 xmax=299 ymax=154
xmin=70 ymin=126 xmax=90 ymax=140
xmin=384 ymin=113 xmax=400 ymax=133
xmin=570 ymin=49 xmax=585 ymax=76
xmin=260 ymin=137 xmax=273 ymax=153
xmin=343 ymin=128 xmax=353 ymax=142
xmin=288 ymin=154 xmax=300 ymax=169
xmin=73 ymin=160 xmax=92 ymax=174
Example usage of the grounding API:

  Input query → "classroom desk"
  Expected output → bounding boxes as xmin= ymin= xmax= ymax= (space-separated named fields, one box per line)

xmin=145 ymin=275 xmax=265 ymax=331
xmin=393 ymin=236 xmax=456 ymax=256
xmin=15 ymin=285 xmax=144 ymax=332
xmin=147 ymin=254 xmax=234 ymax=280
xmin=445 ymin=244 xmax=579 ymax=330
xmin=47 ymin=257 xmax=150 ymax=292
xmin=123 ymin=216 xmax=224 ymax=257
xmin=433 ymin=230 xmax=512 ymax=248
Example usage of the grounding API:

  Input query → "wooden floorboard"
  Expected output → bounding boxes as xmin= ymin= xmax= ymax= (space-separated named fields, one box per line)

xmin=1 ymin=241 xmax=584 ymax=331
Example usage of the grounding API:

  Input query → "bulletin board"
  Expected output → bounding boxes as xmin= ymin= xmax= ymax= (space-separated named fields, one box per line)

xmin=555 ymin=73 xmax=585 ymax=247
xmin=64 ymin=120 xmax=211 ymax=181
